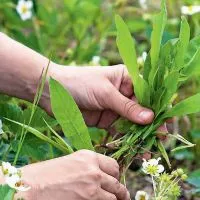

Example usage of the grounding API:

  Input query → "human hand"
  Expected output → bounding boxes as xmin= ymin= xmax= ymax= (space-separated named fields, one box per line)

xmin=47 ymin=64 xmax=154 ymax=129
xmin=15 ymin=150 xmax=130 ymax=200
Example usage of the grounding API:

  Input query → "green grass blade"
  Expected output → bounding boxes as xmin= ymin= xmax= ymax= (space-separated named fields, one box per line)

xmin=5 ymin=118 xmax=71 ymax=154
xmin=157 ymin=140 xmax=171 ymax=168
xmin=49 ymin=78 xmax=94 ymax=151
xmin=43 ymin=118 xmax=74 ymax=153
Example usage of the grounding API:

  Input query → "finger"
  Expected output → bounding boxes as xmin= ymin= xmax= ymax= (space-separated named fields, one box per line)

xmin=98 ymin=189 xmax=117 ymax=200
xmin=101 ymin=173 xmax=130 ymax=200
xmin=156 ymin=123 xmax=168 ymax=141
xmin=105 ymin=84 xmax=154 ymax=125
xmin=81 ymin=109 xmax=102 ymax=127
xmin=97 ymin=154 xmax=119 ymax=180
xmin=97 ymin=110 xmax=119 ymax=129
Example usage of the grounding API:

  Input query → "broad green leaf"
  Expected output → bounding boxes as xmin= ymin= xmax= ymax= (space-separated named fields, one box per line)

xmin=115 ymin=15 xmax=150 ymax=106
xmin=0 ymin=185 xmax=15 ymax=200
xmin=175 ymin=17 xmax=190 ymax=70
xmin=49 ymin=78 xmax=94 ymax=151
xmin=163 ymin=93 xmax=200 ymax=118
xmin=157 ymin=140 xmax=171 ymax=168
xmin=148 ymin=0 xmax=167 ymax=86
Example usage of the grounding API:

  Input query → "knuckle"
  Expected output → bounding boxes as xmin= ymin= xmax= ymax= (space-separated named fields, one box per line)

xmin=89 ymin=169 xmax=102 ymax=181
xmin=87 ymin=184 xmax=99 ymax=198
xmin=76 ymin=149 xmax=96 ymax=158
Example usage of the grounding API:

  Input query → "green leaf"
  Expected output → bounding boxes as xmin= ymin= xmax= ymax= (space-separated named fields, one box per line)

xmin=174 ymin=17 xmax=190 ymax=70
xmin=187 ymin=169 xmax=200 ymax=188
xmin=163 ymin=93 xmax=200 ymax=118
xmin=157 ymin=140 xmax=171 ymax=168
xmin=49 ymin=78 xmax=94 ymax=151
xmin=148 ymin=0 xmax=167 ymax=86
xmin=11 ymin=134 xmax=49 ymax=161
xmin=185 ymin=34 xmax=200 ymax=64
xmin=181 ymin=48 xmax=200 ymax=77
xmin=115 ymin=15 xmax=138 ymax=81
xmin=115 ymin=15 xmax=150 ymax=106
xmin=0 ymin=185 xmax=15 ymax=200
xmin=5 ymin=118 xmax=71 ymax=154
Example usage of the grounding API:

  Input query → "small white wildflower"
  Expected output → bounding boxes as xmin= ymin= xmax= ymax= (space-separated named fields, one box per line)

xmin=16 ymin=0 xmax=33 ymax=21
xmin=135 ymin=190 xmax=149 ymax=200
xmin=2 ymin=162 xmax=30 ymax=192
xmin=2 ymin=162 xmax=18 ymax=177
xmin=181 ymin=5 xmax=200 ymax=15
xmin=139 ymin=0 xmax=148 ymax=10
xmin=0 ymin=120 xmax=3 ymax=135
xmin=92 ymin=56 xmax=101 ymax=65
xmin=137 ymin=52 xmax=147 ymax=66
xmin=5 ymin=174 xmax=30 ymax=192
xmin=142 ymin=157 xmax=164 ymax=176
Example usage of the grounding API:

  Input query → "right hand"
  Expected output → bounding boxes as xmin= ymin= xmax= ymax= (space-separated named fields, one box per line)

xmin=15 ymin=150 xmax=130 ymax=200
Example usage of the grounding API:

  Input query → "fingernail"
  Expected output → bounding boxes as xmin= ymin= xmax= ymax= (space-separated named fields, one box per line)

xmin=138 ymin=110 xmax=154 ymax=123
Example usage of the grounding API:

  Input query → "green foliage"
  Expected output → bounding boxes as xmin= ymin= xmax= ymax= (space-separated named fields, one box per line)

xmin=113 ymin=0 xmax=200 ymax=170
xmin=187 ymin=169 xmax=200 ymax=194
xmin=149 ymin=0 xmax=167 ymax=86
xmin=116 ymin=15 xmax=150 ymax=107
xmin=164 ymin=93 xmax=200 ymax=118
xmin=0 ymin=185 xmax=15 ymax=200
xmin=49 ymin=78 xmax=94 ymax=151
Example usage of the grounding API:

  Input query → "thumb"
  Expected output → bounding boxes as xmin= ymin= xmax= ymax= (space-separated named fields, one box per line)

xmin=106 ymin=85 xmax=154 ymax=125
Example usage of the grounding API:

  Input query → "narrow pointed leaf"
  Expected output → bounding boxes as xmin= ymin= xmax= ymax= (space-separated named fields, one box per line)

xmin=5 ymin=118 xmax=71 ymax=154
xmin=163 ymin=93 xmax=200 ymax=118
xmin=115 ymin=15 xmax=150 ymax=105
xmin=182 ymin=48 xmax=200 ymax=77
xmin=149 ymin=0 xmax=167 ymax=85
xmin=157 ymin=140 xmax=171 ymax=168
xmin=175 ymin=17 xmax=190 ymax=70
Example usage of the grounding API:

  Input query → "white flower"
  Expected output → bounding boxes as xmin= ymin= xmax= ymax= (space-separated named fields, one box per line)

xmin=16 ymin=0 xmax=33 ymax=21
xmin=2 ymin=162 xmax=30 ymax=192
xmin=142 ymin=157 xmax=164 ymax=176
xmin=181 ymin=5 xmax=200 ymax=15
xmin=0 ymin=120 xmax=3 ymax=135
xmin=137 ymin=52 xmax=147 ymax=66
xmin=135 ymin=190 xmax=149 ymax=200
xmin=139 ymin=0 xmax=148 ymax=10
xmin=5 ymin=174 xmax=30 ymax=192
xmin=2 ymin=162 xmax=18 ymax=177
xmin=92 ymin=56 xmax=101 ymax=65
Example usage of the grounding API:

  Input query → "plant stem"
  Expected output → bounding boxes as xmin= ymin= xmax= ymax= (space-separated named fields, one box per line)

xmin=152 ymin=176 xmax=157 ymax=200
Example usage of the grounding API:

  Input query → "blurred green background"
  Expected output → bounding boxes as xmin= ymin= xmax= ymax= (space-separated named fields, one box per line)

xmin=0 ymin=0 xmax=200 ymax=199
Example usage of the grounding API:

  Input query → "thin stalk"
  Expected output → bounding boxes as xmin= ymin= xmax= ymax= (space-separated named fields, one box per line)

xmin=152 ymin=176 xmax=157 ymax=200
